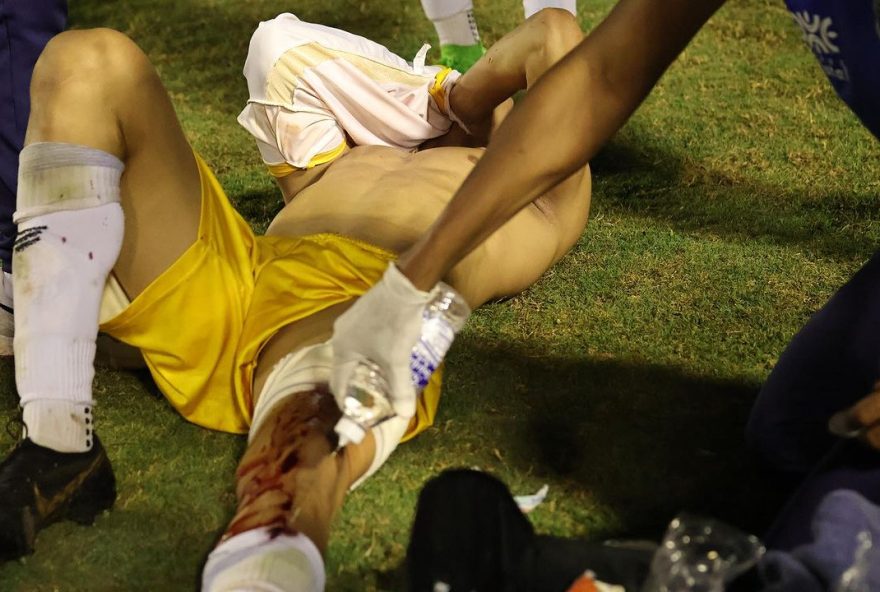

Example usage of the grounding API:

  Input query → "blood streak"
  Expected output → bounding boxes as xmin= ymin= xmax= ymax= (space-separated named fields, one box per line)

xmin=222 ymin=386 xmax=340 ymax=541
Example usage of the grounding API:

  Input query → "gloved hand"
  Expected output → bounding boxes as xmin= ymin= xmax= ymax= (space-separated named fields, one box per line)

xmin=331 ymin=263 xmax=434 ymax=420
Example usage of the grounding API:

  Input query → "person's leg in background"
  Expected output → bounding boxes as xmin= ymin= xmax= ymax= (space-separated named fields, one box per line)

xmin=0 ymin=0 xmax=68 ymax=355
xmin=420 ymin=0 xmax=485 ymax=72
xmin=745 ymin=250 xmax=880 ymax=549
xmin=419 ymin=0 xmax=577 ymax=73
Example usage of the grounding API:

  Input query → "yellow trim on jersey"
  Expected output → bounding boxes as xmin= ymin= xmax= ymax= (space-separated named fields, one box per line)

xmin=267 ymin=162 xmax=296 ymax=178
xmin=266 ymin=140 xmax=347 ymax=178
xmin=428 ymin=67 xmax=454 ymax=116
xmin=306 ymin=139 xmax=347 ymax=168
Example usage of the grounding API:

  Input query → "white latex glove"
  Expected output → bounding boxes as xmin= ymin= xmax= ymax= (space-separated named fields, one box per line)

xmin=331 ymin=263 xmax=434 ymax=420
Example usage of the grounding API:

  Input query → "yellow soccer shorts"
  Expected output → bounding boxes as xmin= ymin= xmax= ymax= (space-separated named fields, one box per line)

xmin=99 ymin=153 xmax=440 ymax=440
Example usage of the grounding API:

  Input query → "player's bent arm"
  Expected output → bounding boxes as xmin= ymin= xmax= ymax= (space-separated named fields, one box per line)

xmin=398 ymin=0 xmax=728 ymax=290
xmin=449 ymin=9 xmax=583 ymax=141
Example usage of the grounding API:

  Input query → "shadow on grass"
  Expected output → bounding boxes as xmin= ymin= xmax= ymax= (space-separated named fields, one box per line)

xmin=446 ymin=335 xmax=792 ymax=540
xmin=591 ymin=136 xmax=880 ymax=263
xmin=0 ymin=338 xmax=788 ymax=589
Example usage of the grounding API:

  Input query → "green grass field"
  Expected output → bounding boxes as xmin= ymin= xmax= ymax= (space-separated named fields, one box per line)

xmin=1 ymin=0 xmax=878 ymax=590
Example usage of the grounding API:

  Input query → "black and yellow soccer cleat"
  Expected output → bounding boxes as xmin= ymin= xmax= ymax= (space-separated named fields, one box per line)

xmin=0 ymin=434 xmax=116 ymax=561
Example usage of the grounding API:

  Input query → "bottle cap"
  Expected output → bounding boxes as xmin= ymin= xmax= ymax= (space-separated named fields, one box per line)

xmin=335 ymin=416 xmax=367 ymax=447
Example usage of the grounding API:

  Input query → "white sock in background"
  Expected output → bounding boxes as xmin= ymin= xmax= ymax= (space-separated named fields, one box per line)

xmin=14 ymin=142 xmax=125 ymax=452
xmin=523 ymin=0 xmax=577 ymax=18
xmin=202 ymin=529 xmax=326 ymax=592
xmin=421 ymin=0 xmax=481 ymax=46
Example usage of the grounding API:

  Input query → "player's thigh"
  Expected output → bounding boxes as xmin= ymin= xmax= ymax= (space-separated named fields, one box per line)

xmin=450 ymin=164 xmax=591 ymax=306
xmin=112 ymin=54 xmax=202 ymax=298
xmin=114 ymin=118 xmax=202 ymax=298
xmin=28 ymin=28 xmax=202 ymax=299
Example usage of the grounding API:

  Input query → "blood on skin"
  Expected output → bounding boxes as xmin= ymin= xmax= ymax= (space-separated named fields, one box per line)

xmin=222 ymin=385 xmax=342 ymax=541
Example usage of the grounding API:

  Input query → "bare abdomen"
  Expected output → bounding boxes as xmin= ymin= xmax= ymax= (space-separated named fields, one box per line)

xmin=265 ymin=145 xmax=482 ymax=254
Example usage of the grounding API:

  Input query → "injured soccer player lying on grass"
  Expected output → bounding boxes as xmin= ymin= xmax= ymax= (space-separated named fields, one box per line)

xmin=0 ymin=9 xmax=589 ymax=589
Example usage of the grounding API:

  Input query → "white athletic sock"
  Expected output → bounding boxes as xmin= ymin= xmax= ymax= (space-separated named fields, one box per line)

xmin=523 ymin=0 xmax=577 ymax=18
xmin=421 ymin=0 xmax=481 ymax=46
xmin=13 ymin=143 xmax=125 ymax=452
xmin=22 ymin=401 xmax=94 ymax=453
xmin=202 ymin=529 xmax=325 ymax=592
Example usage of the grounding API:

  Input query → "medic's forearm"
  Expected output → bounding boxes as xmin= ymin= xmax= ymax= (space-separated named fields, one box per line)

xmin=398 ymin=0 xmax=726 ymax=290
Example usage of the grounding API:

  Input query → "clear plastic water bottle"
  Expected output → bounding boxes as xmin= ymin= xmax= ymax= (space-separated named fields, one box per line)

xmin=335 ymin=283 xmax=470 ymax=447
xmin=641 ymin=514 xmax=765 ymax=592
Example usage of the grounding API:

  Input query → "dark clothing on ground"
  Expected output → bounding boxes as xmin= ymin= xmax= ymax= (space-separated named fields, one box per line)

xmin=746 ymin=251 xmax=880 ymax=550
xmin=406 ymin=469 xmax=652 ymax=592
xmin=759 ymin=489 xmax=880 ymax=591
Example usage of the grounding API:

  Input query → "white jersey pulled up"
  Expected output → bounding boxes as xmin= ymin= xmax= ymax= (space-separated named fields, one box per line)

xmin=239 ymin=13 xmax=459 ymax=173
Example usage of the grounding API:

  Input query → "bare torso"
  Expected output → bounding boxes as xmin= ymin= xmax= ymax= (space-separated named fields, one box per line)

xmin=266 ymin=144 xmax=483 ymax=253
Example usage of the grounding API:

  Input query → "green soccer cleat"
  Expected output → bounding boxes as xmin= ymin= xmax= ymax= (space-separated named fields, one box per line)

xmin=0 ymin=434 xmax=116 ymax=561
xmin=438 ymin=43 xmax=486 ymax=72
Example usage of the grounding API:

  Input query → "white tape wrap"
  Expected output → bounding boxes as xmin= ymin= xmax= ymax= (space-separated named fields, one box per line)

xmin=251 ymin=341 xmax=408 ymax=491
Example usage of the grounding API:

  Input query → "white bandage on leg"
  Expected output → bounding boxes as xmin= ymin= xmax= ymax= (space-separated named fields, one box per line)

xmin=202 ymin=528 xmax=325 ymax=592
xmin=251 ymin=341 xmax=408 ymax=491
xmin=13 ymin=142 xmax=125 ymax=452
xmin=523 ymin=0 xmax=577 ymax=18
xmin=249 ymin=342 xmax=335 ymax=443
xmin=348 ymin=414 xmax=409 ymax=491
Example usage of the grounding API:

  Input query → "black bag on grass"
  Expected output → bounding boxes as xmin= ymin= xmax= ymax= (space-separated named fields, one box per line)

xmin=406 ymin=469 xmax=651 ymax=592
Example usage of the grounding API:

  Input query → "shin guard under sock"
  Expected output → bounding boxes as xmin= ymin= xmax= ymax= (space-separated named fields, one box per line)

xmin=13 ymin=143 xmax=124 ymax=452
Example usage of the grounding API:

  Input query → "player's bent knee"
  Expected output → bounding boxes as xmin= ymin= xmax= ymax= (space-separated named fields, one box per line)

xmin=36 ymin=28 xmax=149 ymax=92
xmin=30 ymin=29 xmax=156 ymax=147
xmin=535 ymin=8 xmax=583 ymax=54
xmin=531 ymin=6 xmax=579 ymax=28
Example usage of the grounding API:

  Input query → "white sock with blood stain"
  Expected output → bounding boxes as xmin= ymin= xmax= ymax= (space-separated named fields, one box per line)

xmin=14 ymin=142 xmax=124 ymax=452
